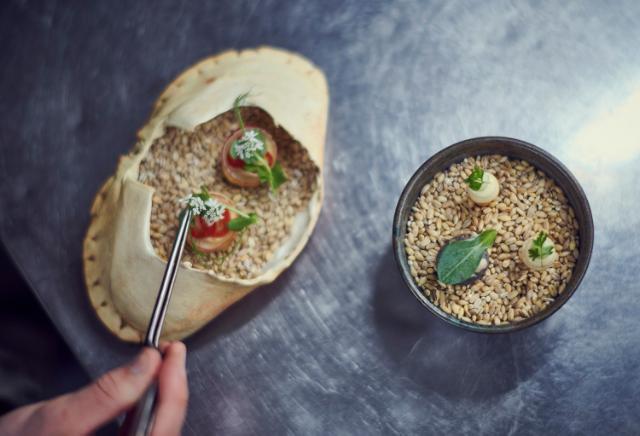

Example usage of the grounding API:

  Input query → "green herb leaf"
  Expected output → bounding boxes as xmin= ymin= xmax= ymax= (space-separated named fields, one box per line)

xmin=233 ymin=92 xmax=250 ymax=131
xmin=436 ymin=229 xmax=497 ymax=285
xmin=245 ymin=159 xmax=287 ymax=192
xmin=464 ymin=166 xmax=484 ymax=191
xmin=255 ymin=129 xmax=266 ymax=144
xmin=528 ymin=231 xmax=554 ymax=261
xmin=230 ymin=140 xmax=240 ymax=159
xmin=270 ymin=161 xmax=287 ymax=190
xmin=195 ymin=185 xmax=210 ymax=201
xmin=228 ymin=213 xmax=258 ymax=231
xmin=229 ymin=93 xmax=286 ymax=191
xmin=245 ymin=161 xmax=271 ymax=184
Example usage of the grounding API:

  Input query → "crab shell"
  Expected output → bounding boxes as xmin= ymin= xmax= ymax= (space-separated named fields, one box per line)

xmin=83 ymin=47 xmax=328 ymax=342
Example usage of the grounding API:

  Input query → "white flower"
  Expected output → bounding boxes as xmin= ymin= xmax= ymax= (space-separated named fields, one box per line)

xmin=203 ymin=199 xmax=226 ymax=225
xmin=232 ymin=129 xmax=265 ymax=161
xmin=180 ymin=195 xmax=206 ymax=214
xmin=180 ymin=193 xmax=228 ymax=225
xmin=243 ymin=129 xmax=259 ymax=140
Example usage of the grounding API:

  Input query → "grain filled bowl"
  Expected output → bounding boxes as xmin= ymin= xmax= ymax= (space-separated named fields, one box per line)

xmin=392 ymin=137 xmax=594 ymax=333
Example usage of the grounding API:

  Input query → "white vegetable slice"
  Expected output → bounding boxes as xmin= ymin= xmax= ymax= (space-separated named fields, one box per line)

xmin=519 ymin=236 xmax=559 ymax=270
xmin=468 ymin=172 xmax=500 ymax=205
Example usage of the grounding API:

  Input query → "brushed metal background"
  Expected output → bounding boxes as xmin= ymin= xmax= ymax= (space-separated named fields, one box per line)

xmin=1 ymin=1 xmax=639 ymax=434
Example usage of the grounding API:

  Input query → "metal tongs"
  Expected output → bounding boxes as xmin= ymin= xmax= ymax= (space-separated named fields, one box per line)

xmin=120 ymin=208 xmax=192 ymax=436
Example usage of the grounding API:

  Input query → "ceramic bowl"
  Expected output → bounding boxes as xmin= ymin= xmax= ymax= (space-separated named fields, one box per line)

xmin=392 ymin=137 xmax=594 ymax=333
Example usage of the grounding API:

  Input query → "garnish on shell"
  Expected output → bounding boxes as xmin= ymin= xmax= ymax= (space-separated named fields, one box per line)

xmin=221 ymin=94 xmax=287 ymax=190
xmin=221 ymin=126 xmax=278 ymax=188
xmin=181 ymin=188 xmax=258 ymax=253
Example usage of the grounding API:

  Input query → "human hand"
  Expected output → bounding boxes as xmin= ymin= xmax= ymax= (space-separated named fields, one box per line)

xmin=0 ymin=342 xmax=188 ymax=436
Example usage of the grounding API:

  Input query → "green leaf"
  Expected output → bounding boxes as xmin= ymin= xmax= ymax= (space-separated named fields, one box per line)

xmin=528 ymin=231 xmax=553 ymax=261
xmin=436 ymin=229 xmax=497 ymax=285
xmin=230 ymin=140 xmax=241 ymax=159
xmin=196 ymin=185 xmax=210 ymax=200
xmin=270 ymin=161 xmax=287 ymax=190
xmin=245 ymin=156 xmax=287 ymax=191
xmin=233 ymin=92 xmax=250 ymax=130
xmin=228 ymin=213 xmax=258 ymax=231
xmin=245 ymin=162 xmax=271 ymax=184
xmin=465 ymin=166 xmax=484 ymax=191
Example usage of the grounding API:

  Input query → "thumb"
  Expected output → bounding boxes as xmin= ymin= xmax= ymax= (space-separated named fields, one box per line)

xmin=55 ymin=347 xmax=161 ymax=434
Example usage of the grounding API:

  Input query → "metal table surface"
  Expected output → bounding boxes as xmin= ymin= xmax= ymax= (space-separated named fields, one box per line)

xmin=1 ymin=1 xmax=639 ymax=434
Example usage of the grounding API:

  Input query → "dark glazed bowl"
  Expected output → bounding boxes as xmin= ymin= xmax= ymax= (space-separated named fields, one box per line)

xmin=392 ymin=137 xmax=594 ymax=333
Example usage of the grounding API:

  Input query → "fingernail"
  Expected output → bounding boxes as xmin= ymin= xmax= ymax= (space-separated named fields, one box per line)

xmin=130 ymin=349 xmax=152 ymax=375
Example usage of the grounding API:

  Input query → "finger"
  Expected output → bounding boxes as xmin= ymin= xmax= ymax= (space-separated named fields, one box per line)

xmin=56 ymin=347 xmax=161 ymax=434
xmin=151 ymin=342 xmax=189 ymax=436
xmin=159 ymin=341 xmax=171 ymax=353
xmin=0 ymin=402 xmax=44 ymax=435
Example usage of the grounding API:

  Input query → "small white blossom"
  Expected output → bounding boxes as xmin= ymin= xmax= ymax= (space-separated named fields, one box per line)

xmin=244 ymin=129 xmax=259 ymax=140
xmin=180 ymin=192 xmax=229 ymax=225
xmin=203 ymin=199 xmax=226 ymax=225
xmin=180 ymin=195 xmax=206 ymax=214
xmin=232 ymin=129 xmax=265 ymax=161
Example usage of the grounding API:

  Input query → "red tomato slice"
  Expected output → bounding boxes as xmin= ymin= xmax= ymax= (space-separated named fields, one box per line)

xmin=190 ymin=210 xmax=231 ymax=239
xmin=227 ymin=154 xmax=245 ymax=168
xmin=228 ymin=151 xmax=274 ymax=168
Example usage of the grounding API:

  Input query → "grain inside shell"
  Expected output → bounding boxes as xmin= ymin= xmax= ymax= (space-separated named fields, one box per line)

xmin=139 ymin=107 xmax=319 ymax=280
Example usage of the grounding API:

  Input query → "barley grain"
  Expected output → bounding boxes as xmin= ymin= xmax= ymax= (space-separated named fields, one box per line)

xmin=403 ymin=154 xmax=579 ymax=326
xmin=139 ymin=107 xmax=319 ymax=279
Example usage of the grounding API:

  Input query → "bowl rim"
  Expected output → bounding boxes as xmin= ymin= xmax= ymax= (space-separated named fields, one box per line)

xmin=392 ymin=136 xmax=594 ymax=333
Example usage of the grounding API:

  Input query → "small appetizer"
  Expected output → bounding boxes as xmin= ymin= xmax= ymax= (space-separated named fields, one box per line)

xmin=221 ymin=94 xmax=287 ymax=190
xmin=464 ymin=166 xmax=500 ymax=205
xmin=519 ymin=231 xmax=558 ymax=270
xmin=436 ymin=229 xmax=496 ymax=285
xmin=84 ymin=47 xmax=328 ymax=343
xmin=181 ymin=187 xmax=258 ymax=253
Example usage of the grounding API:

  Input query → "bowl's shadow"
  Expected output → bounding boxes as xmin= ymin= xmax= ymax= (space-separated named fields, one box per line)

xmin=372 ymin=247 xmax=556 ymax=400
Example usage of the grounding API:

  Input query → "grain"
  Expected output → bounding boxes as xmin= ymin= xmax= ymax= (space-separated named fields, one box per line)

xmin=403 ymin=154 xmax=579 ymax=325
xmin=138 ymin=107 xmax=319 ymax=279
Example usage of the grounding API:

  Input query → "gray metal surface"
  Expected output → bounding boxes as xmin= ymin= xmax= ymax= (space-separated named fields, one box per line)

xmin=1 ymin=1 xmax=639 ymax=434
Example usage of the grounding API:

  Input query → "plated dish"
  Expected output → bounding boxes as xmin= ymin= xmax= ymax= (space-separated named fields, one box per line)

xmin=404 ymin=154 xmax=579 ymax=326
xmin=393 ymin=137 xmax=594 ymax=332
xmin=83 ymin=47 xmax=328 ymax=341
xmin=140 ymin=95 xmax=319 ymax=279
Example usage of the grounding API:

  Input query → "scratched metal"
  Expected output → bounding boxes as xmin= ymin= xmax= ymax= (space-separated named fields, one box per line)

xmin=1 ymin=1 xmax=640 ymax=434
